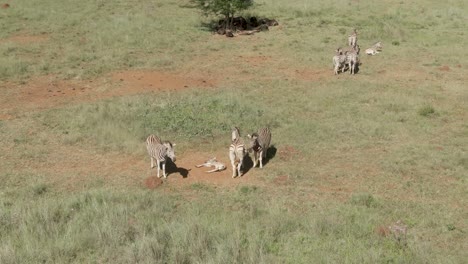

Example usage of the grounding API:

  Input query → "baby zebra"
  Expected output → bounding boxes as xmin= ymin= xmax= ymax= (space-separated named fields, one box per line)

xmin=195 ymin=157 xmax=226 ymax=173
xmin=146 ymin=134 xmax=176 ymax=179
xmin=229 ymin=127 xmax=246 ymax=178
xmin=247 ymin=127 xmax=272 ymax=168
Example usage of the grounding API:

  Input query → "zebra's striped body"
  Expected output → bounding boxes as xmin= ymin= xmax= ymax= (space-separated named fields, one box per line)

xmin=146 ymin=134 xmax=176 ymax=179
xmin=346 ymin=52 xmax=359 ymax=75
xmin=229 ymin=127 xmax=245 ymax=178
xmin=247 ymin=127 xmax=271 ymax=168
xmin=333 ymin=49 xmax=347 ymax=75
xmin=348 ymin=29 xmax=358 ymax=48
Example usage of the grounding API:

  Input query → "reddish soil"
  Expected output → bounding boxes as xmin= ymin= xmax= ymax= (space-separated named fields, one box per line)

xmin=0 ymin=34 xmax=48 ymax=44
xmin=438 ymin=65 xmax=450 ymax=71
xmin=277 ymin=145 xmax=301 ymax=161
xmin=1 ymin=3 xmax=9 ymax=9
xmin=144 ymin=176 xmax=164 ymax=189
xmin=0 ymin=71 xmax=217 ymax=119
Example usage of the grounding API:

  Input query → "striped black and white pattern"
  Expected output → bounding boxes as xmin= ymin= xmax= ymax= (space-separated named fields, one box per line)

xmin=146 ymin=134 xmax=176 ymax=179
xmin=348 ymin=29 xmax=358 ymax=48
xmin=247 ymin=127 xmax=271 ymax=168
xmin=229 ymin=127 xmax=245 ymax=178
xmin=333 ymin=48 xmax=347 ymax=75
xmin=346 ymin=52 xmax=359 ymax=75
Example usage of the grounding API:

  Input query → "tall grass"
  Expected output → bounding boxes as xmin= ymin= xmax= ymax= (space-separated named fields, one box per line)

xmin=3 ymin=188 xmax=463 ymax=263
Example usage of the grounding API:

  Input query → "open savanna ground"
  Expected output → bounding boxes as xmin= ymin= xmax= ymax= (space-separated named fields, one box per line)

xmin=1 ymin=0 xmax=467 ymax=263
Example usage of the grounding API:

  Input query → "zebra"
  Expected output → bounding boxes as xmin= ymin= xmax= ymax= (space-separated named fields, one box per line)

xmin=247 ymin=127 xmax=271 ymax=168
xmin=229 ymin=127 xmax=246 ymax=178
xmin=346 ymin=52 xmax=359 ymax=75
xmin=348 ymin=28 xmax=358 ymax=48
xmin=195 ymin=157 xmax=226 ymax=173
xmin=146 ymin=134 xmax=176 ymax=179
xmin=333 ymin=48 xmax=347 ymax=75
xmin=365 ymin=41 xmax=383 ymax=55
xmin=344 ymin=45 xmax=360 ymax=75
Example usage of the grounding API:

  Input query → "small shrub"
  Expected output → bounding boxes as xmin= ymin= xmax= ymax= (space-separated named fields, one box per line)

xmin=350 ymin=193 xmax=378 ymax=208
xmin=392 ymin=41 xmax=400 ymax=46
xmin=418 ymin=105 xmax=436 ymax=117
xmin=33 ymin=184 xmax=48 ymax=196
xmin=446 ymin=224 xmax=456 ymax=231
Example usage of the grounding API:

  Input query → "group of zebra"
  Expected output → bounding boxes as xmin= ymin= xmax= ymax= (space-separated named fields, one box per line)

xmin=145 ymin=127 xmax=272 ymax=179
xmin=229 ymin=127 xmax=271 ymax=178
xmin=332 ymin=29 xmax=383 ymax=75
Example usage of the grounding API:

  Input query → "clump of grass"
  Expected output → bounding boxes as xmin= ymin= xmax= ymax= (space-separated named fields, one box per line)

xmin=33 ymin=183 xmax=48 ymax=196
xmin=418 ymin=104 xmax=436 ymax=117
xmin=239 ymin=185 xmax=258 ymax=194
xmin=350 ymin=193 xmax=379 ymax=208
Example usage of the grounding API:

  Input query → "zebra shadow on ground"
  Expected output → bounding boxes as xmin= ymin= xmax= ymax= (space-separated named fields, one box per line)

xmin=264 ymin=145 xmax=277 ymax=166
xmin=165 ymin=159 xmax=190 ymax=178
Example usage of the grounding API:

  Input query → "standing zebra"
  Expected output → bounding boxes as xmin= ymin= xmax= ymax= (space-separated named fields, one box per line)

xmin=146 ymin=134 xmax=176 ymax=179
xmin=247 ymin=127 xmax=272 ymax=169
xmin=229 ymin=127 xmax=246 ymax=178
xmin=348 ymin=28 xmax=358 ymax=48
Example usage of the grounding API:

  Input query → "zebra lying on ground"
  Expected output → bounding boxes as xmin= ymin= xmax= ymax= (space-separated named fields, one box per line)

xmin=365 ymin=41 xmax=383 ymax=55
xmin=146 ymin=134 xmax=176 ymax=179
xmin=195 ymin=157 xmax=226 ymax=173
xmin=247 ymin=127 xmax=272 ymax=169
xmin=229 ymin=127 xmax=246 ymax=178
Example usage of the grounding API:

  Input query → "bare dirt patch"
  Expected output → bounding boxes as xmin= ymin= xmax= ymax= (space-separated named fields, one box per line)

xmin=0 ymin=34 xmax=48 ymax=44
xmin=438 ymin=65 xmax=450 ymax=71
xmin=0 ymin=70 xmax=217 ymax=119
xmin=277 ymin=145 xmax=301 ymax=161
xmin=144 ymin=176 xmax=164 ymax=189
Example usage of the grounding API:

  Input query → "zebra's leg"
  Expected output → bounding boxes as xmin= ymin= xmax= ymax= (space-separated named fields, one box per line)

xmin=237 ymin=160 xmax=243 ymax=177
xmin=230 ymin=152 xmax=237 ymax=178
xmin=252 ymin=151 xmax=258 ymax=168
xmin=162 ymin=162 xmax=167 ymax=179
xmin=231 ymin=162 xmax=237 ymax=178
xmin=259 ymin=150 xmax=263 ymax=169
xmin=156 ymin=160 xmax=161 ymax=178
xmin=150 ymin=157 xmax=155 ymax=169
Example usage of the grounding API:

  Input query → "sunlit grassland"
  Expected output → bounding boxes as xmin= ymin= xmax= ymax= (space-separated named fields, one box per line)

xmin=1 ymin=0 xmax=467 ymax=263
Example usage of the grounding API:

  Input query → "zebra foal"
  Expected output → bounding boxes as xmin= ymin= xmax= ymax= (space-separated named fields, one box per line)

xmin=146 ymin=134 xmax=176 ymax=179
xmin=247 ymin=127 xmax=271 ymax=168
xmin=229 ymin=127 xmax=246 ymax=178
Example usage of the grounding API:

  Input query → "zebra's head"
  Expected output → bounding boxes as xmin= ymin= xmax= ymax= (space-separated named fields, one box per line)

xmin=231 ymin=127 xmax=240 ymax=142
xmin=163 ymin=141 xmax=176 ymax=162
xmin=246 ymin=133 xmax=260 ymax=153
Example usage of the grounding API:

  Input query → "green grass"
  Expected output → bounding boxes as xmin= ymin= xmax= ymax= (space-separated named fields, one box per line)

xmin=1 ymin=0 xmax=467 ymax=263
xmin=1 ymin=189 xmax=463 ymax=263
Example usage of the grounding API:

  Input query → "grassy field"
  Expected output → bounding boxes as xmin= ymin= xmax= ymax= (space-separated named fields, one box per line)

xmin=1 ymin=0 xmax=467 ymax=263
